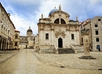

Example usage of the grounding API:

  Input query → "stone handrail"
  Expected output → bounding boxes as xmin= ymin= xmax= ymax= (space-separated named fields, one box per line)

xmin=50 ymin=45 xmax=58 ymax=54
xmin=70 ymin=45 xmax=77 ymax=53
xmin=38 ymin=45 xmax=58 ymax=54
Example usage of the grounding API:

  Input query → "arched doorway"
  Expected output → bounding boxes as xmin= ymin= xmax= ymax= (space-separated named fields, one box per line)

xmin=58 ymin=38 xmax=63 ymax=48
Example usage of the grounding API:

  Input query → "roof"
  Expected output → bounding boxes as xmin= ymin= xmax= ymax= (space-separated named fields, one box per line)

xmin=80 ymin=18 xmax=91 ymax=26
xmin=27 ymin=29 xmax=32 ymax=32
xmin=48 ymin=7 xmax=70 ymax=17
xmin=49 ymin=8 xmax=58 ymax=16
xmin=15 ymin=30 xmax=20 ymax=33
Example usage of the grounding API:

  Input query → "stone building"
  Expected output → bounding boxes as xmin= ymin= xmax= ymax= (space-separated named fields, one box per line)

xmin=80 ymin=16 xmax=102 ymax=51
xmin=0 ymin=3 xmax=16 ymax=49
xmin=27 ymin=27 xmax=34 ymax=48
xmin=79 ymin=18 xmax=91 ymax=46
xmin=91 ymin=17 xmax=102 ymax=51
xmin=19 ymin=36 xmax=28 ymax=49
xmin=14 ymin=30 xmax=20 ymax=49
xmin=19 ymin=27 xmax=34 ymax=49
xmin=34 ymin=34 xmax=39 ymax=51
xmin=36 ymin=6 xmax=80 ymax=53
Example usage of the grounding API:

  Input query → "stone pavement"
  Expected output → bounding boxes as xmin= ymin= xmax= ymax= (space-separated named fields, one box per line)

xmin=0 ymin=49 xmax=22 ymax=64
xmin=0 ymin=49 xmax=42 ymax=74
xmin=0 ymin=49 xmax=102 ymax=74
xmin=33 ymin=51 xmax=102 ymax=74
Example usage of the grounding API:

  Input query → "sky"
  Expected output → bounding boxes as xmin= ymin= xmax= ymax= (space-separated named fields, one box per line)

xmin=0 ymin=0 xmax=102 ymax=36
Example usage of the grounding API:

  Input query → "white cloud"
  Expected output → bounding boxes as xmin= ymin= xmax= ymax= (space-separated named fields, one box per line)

xmin=2 ymin=0 xmax=102 ymax=36
xmin=8 ymin=0 xmax=41 ymax=5
xmin=89 ymin=0 xmax=102 ymax=5
xmin=2 ymin=1 xmax=38 ymax=36
xmin=5 ymin=5 xmax=37 ymax=36
xmin=35 ymin=0 xmax=64 ymax=18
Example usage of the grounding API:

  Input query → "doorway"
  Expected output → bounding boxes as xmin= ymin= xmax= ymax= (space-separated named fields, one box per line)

xmin=58 ymin=38 xmax=63 ymax=48
xmin=97 ymin=45 xmax=100 ymax=51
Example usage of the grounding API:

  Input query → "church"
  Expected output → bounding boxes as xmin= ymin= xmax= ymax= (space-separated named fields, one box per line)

xmin=35 ymin=5 xmax=80 ymax=53
xmin=19 ymin=27 xmax=34 ymax=49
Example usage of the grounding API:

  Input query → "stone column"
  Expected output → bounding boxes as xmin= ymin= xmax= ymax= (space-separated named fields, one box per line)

xmin=83 ymin=37 xmax=90 ymax=56
xmin=79 ymin=35 xmax=96 ymax=59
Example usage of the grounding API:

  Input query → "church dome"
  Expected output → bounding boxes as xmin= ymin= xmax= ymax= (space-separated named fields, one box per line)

xmin=49 ymin=8 xmax=58 ymax=16
xmin=27 ymin=29 xmax=32 ymax=32
xmin=27 ymin=27 xmax=32 ymax=32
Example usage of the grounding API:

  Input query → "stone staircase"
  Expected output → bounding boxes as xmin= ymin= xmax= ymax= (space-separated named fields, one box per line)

xmin=72 ymin=45 xmax=84 ymax=53
xmin=58 ymin=48 xmax=75 ymax=54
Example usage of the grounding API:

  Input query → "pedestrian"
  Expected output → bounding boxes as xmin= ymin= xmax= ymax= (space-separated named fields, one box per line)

xmin=97 ymin=45 xmax=100 ymax=51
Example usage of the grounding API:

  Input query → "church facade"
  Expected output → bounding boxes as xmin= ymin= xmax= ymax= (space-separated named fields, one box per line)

xmin=36 ymin=6 xmax=80 ymax=52
xmin=19 ymin=27 xmax=34 ymax=49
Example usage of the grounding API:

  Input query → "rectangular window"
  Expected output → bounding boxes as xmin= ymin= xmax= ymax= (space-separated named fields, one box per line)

xmin=45 ymin=33 xmax=49 ymax=40
xmin=81 ymin=26 xmax=82 ymax=29
xmin=2 ymin=25 xmax=3 ymax=28
xmin=96 ymin=38 xmax=99 ymax=42
xmin=95 ymin=30 xmax=99 ymax=35
xmin=71 ymin=34 xmax=74 ymax=40
xmin=98 ymin=19 xmax=101 ymax=21
xmin=81 ymin=38 xmax=83 ymax=45
xmin=95 ymin=24 xmax=98 ymax=27
xmin=15 ymin=42 xmax=18 ymax=46
xmin=82 ymin=38 xmax=83 ymax=42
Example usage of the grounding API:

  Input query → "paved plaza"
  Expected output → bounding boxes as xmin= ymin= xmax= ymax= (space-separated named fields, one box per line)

xmin=0 ymin=49 xmax=102 ymax=74
xmin=0 ymin=50 xmax=21 ymax=64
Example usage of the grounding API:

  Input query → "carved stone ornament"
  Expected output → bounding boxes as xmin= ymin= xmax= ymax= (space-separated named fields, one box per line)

xmin=55 ymin=29 xmax=65 ymax=38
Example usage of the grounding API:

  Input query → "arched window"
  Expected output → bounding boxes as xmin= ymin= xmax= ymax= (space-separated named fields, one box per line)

xmin=61 ymin=19 xmax=66 ymax=24
xmin=54 ymin=18 xmax=66 ymax=24
xmin=54 ymin=18 xmax=59 ymax=24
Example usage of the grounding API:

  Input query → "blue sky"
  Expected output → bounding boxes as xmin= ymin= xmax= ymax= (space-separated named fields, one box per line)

xmin=1 ymin=0 xmax=102 ymax=36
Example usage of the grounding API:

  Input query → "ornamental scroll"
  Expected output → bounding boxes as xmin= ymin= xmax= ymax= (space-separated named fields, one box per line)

xmin=55 ymin=29 xmax=65 ymax=38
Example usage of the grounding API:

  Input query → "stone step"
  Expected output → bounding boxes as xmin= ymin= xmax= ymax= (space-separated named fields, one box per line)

xmin=58 ymin=48 xmax=75 ymax=54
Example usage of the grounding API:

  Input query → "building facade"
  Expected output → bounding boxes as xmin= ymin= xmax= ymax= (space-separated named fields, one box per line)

xmin=19 ymin=36 xmax=28 ymax=49
xmin=0 ymin=3 xmax=16 ymax=49
xmin=80 ymin=17 xmax=102 ymax=51
xmin=27 ymin=27 xmax=34 ymax=48
xmin=19 ymin=27 xmax=34 ymax=49
xmin=91 ymin=17 xmax=102 ymax=51
xmin=80 ymin=18 xmax=91 ymax=46
xmin=14 ymin=30 xmax=20 ymax=49
xmin=37 ymin=6 xmax=80 ymax=53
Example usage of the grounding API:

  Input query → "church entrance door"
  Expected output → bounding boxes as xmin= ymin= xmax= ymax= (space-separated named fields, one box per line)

xmin=58 ymin=38 xmax=63 ymax=48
